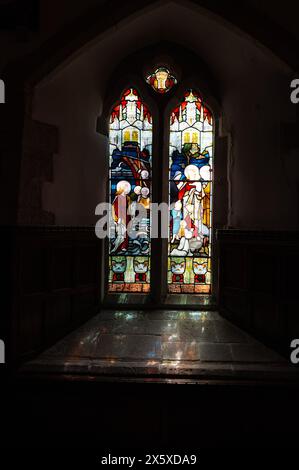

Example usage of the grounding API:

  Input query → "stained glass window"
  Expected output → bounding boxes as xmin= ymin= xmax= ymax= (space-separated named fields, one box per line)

xmin=146 ymin=67 xmax=177 ymax=94
xmin=168 ymin=90 xmax=213 ymax=294
xmin=108 ymin=88 xmax=152 ymax=293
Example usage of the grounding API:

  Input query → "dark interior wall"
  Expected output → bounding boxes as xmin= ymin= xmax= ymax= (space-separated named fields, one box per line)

xmin=30 ymin=60 xmax=106 ymax=225
xmin=26 ymin=1 xmax=297 ymax=229
xmin=8 ymin=226 xmax=101 ymax=366
xmin=223 ymin=68 xmax=298 ymax=229
xmin=217 ymin=229 xmax=299 ymax=357
xmin=0 ymin=0 xmax=105 ymax=71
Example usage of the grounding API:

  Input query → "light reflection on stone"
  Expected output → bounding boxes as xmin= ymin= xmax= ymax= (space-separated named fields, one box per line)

xmin=147 ymin=360 xmax=158 ymax=366
xmin=115 ymin=311 xmax=138 ymax=321
xmin=24 ymin=309 xmax=288 ymax=378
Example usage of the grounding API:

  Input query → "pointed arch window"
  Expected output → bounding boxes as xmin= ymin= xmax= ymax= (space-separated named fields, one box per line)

xmin=168 ymin=90 xmax=213 ymax=294
xmin=105 ymin=75 xmax=215 ymax=298
xmin=108 ymin=88 xmax=152 ymax=293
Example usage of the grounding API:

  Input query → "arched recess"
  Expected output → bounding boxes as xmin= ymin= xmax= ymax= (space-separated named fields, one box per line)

xmin=11 ymin=1 xmax=299 ymax=88
xmin=1 ymin=0 xmax=295 ymax=227
xmin=0 ymin=0 xmax=297 ymax=366
xmin=97 ymin=43 xmax=226 ymax=302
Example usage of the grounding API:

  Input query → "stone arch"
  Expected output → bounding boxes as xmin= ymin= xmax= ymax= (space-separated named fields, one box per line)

xmin=96 ymin=41 xmax=227 ymax=299
xmin=3 ymin=0 xmax=294 ymax=227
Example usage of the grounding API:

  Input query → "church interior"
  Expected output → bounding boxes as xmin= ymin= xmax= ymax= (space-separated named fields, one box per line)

xmin=1 ymin=0 xmax=299 ymax=453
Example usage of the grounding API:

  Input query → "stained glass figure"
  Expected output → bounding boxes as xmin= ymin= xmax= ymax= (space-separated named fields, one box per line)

xmin=146 ymin=67 xmax=177 ymax=94
xmin=108 ymin=88 xmax=152 ymax=293
xmin=168 ymin=90 xmax=213 ymax=294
